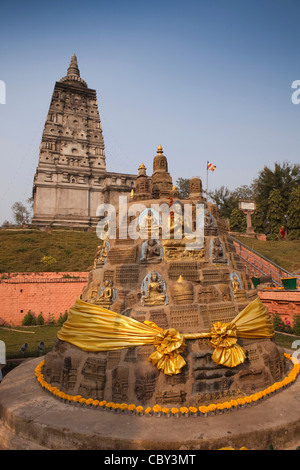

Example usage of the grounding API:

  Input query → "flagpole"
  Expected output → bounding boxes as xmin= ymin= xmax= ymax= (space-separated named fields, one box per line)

xmin=206 ymin=161 xmax=208 ymax=196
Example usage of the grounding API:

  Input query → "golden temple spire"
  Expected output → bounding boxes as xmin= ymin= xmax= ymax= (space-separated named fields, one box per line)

xmin=157 ymin=144 xmax=163 ymax=154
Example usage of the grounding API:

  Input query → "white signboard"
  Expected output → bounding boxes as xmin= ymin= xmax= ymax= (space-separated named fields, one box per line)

xmin=239 ymin=201 xmax=256 ymax=211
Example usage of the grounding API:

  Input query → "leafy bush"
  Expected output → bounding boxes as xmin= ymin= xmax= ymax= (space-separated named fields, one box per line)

xmin=273 ymin=313 xmax=300 ymax=335
xmin=57 ymin=310 xmax=68 ymax=325
xmin=292 ymin=315 xmax=300 ymax=336
xmin=37 ymin=312 xmax=45 ymax=325
xmin=40 ymin=255 xmax=57 ymax=266
xmin=47 ymin=312 xmax=56 ymax=325
xmin=22 ymin=310 xmax=36 ymax=326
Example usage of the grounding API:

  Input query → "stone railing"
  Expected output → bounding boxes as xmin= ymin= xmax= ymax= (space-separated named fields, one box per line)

xmin=230 ymin=236 xmax=300 ymax=288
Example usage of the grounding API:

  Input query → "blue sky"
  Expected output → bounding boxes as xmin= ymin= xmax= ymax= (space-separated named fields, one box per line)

xmin=0 ymin=0 xmax=299 ymax=224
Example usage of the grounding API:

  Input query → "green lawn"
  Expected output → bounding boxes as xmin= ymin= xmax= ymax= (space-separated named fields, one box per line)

xmin=1 ymin=229 xmax=299 ymax=274
xmin=234 ymin=236 xmax=300 ymax=274
xmin=0 ymin=325 xmax=61 ymax=359
xmin=0 ymin=229 xmax=100 ymax=273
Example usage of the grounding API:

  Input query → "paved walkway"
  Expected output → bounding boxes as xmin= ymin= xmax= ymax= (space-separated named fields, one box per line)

xmin=0 ymin=357 xmax=299 ymax=450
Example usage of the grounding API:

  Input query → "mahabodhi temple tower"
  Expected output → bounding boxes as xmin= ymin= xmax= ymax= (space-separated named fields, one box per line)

xmin=32 ymin=54 xmax=137 ymax=227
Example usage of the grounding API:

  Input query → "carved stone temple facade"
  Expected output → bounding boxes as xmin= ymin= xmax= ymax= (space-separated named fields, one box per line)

xmin=32 ymin=55 xmax=137 ymax=227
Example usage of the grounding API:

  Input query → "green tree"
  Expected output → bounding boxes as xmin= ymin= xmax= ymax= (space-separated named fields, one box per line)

xmin=251 ymin=202 xmax=265 ymax=233
xmin=253 ymin=162 xmax=300 ymax=223
xmin=208 ymin=184 xmax=253 ymax=220
xmin=287 ymin=186 xmax=300 ymax=239
xmin=208 ymin=186 xmax=235 ymax=219
xmin=266 ymin=189 xmax=286 ymax=239
xmin=11 ymin=201 xmax=31 ymax=225
xmin=229 ymin=208 xmax=246 ymax=232
xmin=176 ymin=178 xmax=190 ymax=199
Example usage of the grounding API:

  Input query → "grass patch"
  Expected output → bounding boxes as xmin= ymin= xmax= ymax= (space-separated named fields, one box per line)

xmin=0 ymin=229 xmax=100 ymax=272
xmin=274 ymin=332 xmax=299 ymax=350
xmin=234 ymin=236 xmax=300 ymax=274
xmin=0 ymin=325 xmax=61 ymax=359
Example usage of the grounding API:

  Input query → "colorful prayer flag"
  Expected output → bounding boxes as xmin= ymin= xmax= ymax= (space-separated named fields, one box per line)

xmin=207 ymin=161 xmax=216 ymax=172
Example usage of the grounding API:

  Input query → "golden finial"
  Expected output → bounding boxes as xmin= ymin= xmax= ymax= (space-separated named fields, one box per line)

xmin=157 ymin=144 xmax=163 ymax=154
xmin=130 ymin=189 xmax=134 ymax=198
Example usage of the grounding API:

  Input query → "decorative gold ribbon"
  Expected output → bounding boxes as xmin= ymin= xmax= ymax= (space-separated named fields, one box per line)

xmin=57 ymin=296 xmax=274 ymax=376
xmin=145 ymin=322 xmax=187 ymax=375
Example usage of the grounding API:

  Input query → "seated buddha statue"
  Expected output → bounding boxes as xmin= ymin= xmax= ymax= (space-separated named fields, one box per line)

xmin=232 ymin=275 xmax=246 ymax=301
xmin=141 ymin=239 xmax=162 ymax=263
xmin=139 ymin=209 xmax=159 ymax=237
xmin=142 ymin=272 xmax=167 ymax=306
xmin=96 ymin=280 xmax=113 ymax=307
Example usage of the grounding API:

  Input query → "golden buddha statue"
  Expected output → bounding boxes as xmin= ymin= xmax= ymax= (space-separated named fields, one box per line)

xmin=96 ymin=280 xmax=113 ymax=307
xmin=142 ymin=272 xmax=167 ymax=306
xmin=232 ymin=275 xmax=246 ymax=301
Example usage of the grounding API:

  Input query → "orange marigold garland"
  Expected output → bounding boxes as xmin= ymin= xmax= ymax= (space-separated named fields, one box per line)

xmin=35 ymin=353 xmax=300 ymax=417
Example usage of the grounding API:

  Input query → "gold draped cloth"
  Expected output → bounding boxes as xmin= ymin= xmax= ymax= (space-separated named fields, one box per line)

xmin=57 ymin=296 xmax=274 ymax=376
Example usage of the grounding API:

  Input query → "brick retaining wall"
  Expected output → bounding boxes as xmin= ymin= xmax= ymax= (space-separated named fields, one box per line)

xmin=0 ymin=272 xmax=88 ymax=325
xmin=258 ymin=289 xmax=300 ymax=321
xmin=0 ymin=272 xmax=299 ymax=326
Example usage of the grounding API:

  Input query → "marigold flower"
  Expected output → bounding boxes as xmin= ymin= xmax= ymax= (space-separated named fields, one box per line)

xmin=171 ymin=407 xmax=179 ymax=414
xmin=162 ymin=407 xmax=170 ymax=414
xmin=153 ymin=405 xmax=162 ymax=413
xmin=207 ymin=404 xmax=216 ymax=411
xmin=199 ymin=406 xmax=208 ymax=414
xmin=136 ymin=406 xmax=144 ymax=413
xmin=189 ymin=407 xmax=198 ymax=414
xmin=180 ymin=407 xmax=189 ymax=414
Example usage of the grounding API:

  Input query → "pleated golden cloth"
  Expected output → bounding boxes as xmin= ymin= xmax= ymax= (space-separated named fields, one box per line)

xmin=57 ymin=296 xmax=274 ymax=375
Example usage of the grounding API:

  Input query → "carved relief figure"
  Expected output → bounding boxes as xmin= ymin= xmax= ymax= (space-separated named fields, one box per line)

xmin=139 ymin=209 xmax=160 ymax=237
xmin=96 ymin=279 xmax=114 ymax=307
xmin=142 ymin=272 xmax=167 ymax=306
xmin=93 ymin=241 xmax=110 ymax=268
xmin=230 ymin=272 xmax=246 ymax=301
xmin=210 ymin=237 xmax=227 ymax=264
xmin=140 ymin=239 xmax=163 ymax=263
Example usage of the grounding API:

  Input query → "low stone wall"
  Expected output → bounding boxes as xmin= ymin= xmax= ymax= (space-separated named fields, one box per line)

xmin=258 ymin=289 xmax=300 ymax=321
xmin=0 ymin=272 xmax=88 ymax=325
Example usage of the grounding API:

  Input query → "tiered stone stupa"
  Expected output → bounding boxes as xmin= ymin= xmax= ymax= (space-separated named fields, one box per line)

xmin=43 ymin=146 xmax=286 ymax=409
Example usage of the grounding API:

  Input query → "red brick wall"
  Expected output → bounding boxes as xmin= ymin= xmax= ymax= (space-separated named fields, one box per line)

xmin=0 ymin=272 xmax=299 ymax=327
xmin=0 ymin=272 xmax=88 ymax=326
xmin=258 ymin=290 xmax=300 ymax=321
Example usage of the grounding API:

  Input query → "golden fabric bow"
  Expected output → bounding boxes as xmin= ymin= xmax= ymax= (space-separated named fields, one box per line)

xmin=57 ymin=296 xmax=274 ymax=375
xmin=209 ymin=322 xmax=246 ymax=368
xmin=145 ymin=321 xmax=186 ymax=375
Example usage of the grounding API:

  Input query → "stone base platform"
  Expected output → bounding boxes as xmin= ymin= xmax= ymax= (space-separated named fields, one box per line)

xmin=0 ymin=357 xmax=299 ymax=451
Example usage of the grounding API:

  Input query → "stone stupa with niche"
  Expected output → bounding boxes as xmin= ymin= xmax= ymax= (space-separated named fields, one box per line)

xmin=43 ymin=145 xmax=287 ymax=409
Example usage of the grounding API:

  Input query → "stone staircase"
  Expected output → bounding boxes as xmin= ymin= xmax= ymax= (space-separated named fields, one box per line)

xmin=230 ymin=236 xmax=300 ymax=288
